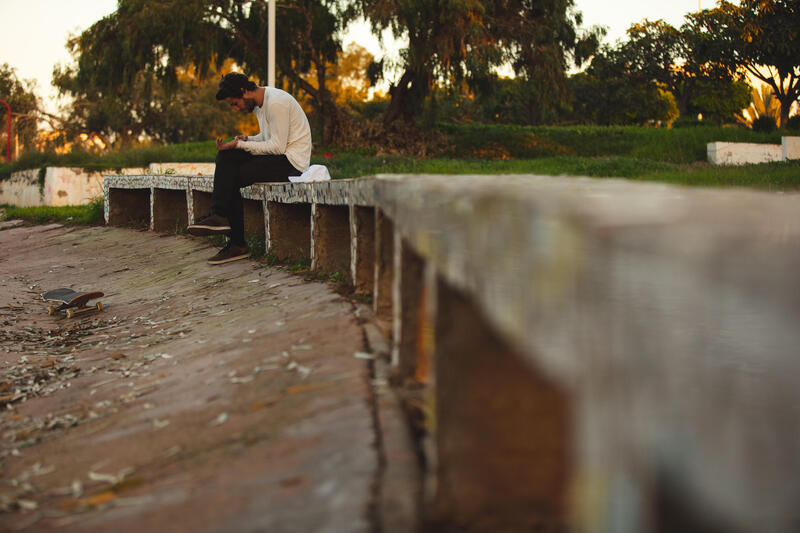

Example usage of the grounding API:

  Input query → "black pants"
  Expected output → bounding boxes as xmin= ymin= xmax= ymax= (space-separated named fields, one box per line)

xmin=212 ymin=149 xmax=301 ymax=246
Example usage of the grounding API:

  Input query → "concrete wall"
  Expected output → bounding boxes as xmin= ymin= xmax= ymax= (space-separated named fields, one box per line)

xmin=783 ymin=136 xmax=800 ymax=160
xmin=0 ymin=169 xmax=43 ymax=207
xmin=708 ymin=136 xmax=799 ymax=165
xmin=708 ymin=141 xmax=784 ymax=165
xmin=1 ymin=167 xmax=147 ymax=207
xmin=147 ymin=162 xmax=215 ymax=176
xmin=103 ymin=173 xmax=800 ymax=532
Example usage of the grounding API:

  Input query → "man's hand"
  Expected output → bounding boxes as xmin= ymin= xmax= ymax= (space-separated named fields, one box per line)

xmin=216 ymin=137 xmax=238 ymax=151
xmin=235 ymin=135 xmax=249 ymax=141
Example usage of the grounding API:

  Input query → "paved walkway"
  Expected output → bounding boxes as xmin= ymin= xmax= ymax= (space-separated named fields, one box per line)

xmin=0 ymin=224 xmax=415 ymax=532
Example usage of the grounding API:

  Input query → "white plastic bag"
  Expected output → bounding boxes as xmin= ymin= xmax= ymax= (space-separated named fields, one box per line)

xmin=289 ymin=164 xmax=331 ymax=183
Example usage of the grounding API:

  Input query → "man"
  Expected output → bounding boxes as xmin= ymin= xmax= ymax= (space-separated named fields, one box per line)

xmin=188 ymin=72 xmax=312 ymax=264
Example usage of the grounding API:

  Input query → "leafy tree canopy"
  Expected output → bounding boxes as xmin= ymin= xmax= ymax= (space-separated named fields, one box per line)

xmin=569 ymin=52 xmax=679 ymax=126
xmin=54 ymin=0 xmax=350 ymax=146
xmin=356 ymin=0 xmax=602 ymax=127
xmin=692 ymin=0 xmax=800 ymax=127
xmin=0 ymin=63 xmax=41 ymax=155
xmin=595 ymin=17 xmax=750 ymax=122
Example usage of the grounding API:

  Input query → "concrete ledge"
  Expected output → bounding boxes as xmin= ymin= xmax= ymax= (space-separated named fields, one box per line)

xmin=148 ymin=162 xmax=216 ymax=175
xmin=1 ymin=167 xmax=128 ymax=207
xmin=708 ymin=137 xmax=799 ymax=165
xmin=103 ymin=172 xmax=800 ymax=532
xmin=783 ymin=136 xmax=800 ymax=160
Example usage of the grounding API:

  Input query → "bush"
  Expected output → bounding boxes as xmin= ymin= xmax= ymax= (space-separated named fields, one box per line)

xmin=787 ymin=115 xmax=800 ymax=132
xmin=672 ymin=117 xmax=705 ymax=128
xmin=752 ymin=116 xmax=778 ymax=133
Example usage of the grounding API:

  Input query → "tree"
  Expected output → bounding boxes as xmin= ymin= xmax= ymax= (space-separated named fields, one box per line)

xmin=693 ymin=0 xmax=800 ymax=128
xmin=605 ymin=18 xmax=750 ymax=122
xmin=479 ymin=0 xmax=602 ymax=125
xmin=688 ymin=78 xmax=751 ymax=124
xmin=0 ymin=63 xmax=41 ymax=157
xmin=356 ymin=0 xmax=601 ymax=127
xmin=54 ymin=0 xmax=349 ymax=145
xmin=568 ymin=49 xmax=679 ymax=126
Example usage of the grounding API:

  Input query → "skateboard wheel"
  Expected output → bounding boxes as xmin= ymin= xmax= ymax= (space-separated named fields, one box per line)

xmin=97 ymin=302 xmax=104 ymax=311
xmin=48 ymin=306 xmax=56 ymax=315
xmin=66 ymin=309 xmax=75 ymax=319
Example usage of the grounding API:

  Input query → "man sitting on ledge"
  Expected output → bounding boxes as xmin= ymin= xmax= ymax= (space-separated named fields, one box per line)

xmin=188 ymin=72 xmax=312 ymax=265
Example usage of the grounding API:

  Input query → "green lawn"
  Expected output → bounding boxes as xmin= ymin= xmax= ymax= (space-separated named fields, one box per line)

xmin=321 ymin=154 xmax=800 ymax=191
xmin=2 ymin=124 xmax=798 ymax=191
xmin=0 ymin=198 xmax=104 ymax=226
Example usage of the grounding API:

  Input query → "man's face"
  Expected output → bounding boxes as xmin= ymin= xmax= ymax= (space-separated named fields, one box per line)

xmin=225 ymin=97 xmax=256 ymax=113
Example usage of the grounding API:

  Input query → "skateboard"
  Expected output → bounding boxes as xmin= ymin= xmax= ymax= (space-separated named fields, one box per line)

xmin=42 ymin=288 xmax=104 ymax=318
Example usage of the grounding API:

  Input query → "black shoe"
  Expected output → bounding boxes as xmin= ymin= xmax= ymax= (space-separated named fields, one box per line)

xmin=207 ymin=243 xmax=249 ymax=265
xmin=188 ymin=213 xmax=231 ymax=236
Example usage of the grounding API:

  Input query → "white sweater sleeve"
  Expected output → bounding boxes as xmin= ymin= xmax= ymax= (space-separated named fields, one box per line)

xmin=238 ymin=102 xmax=289 ymax=155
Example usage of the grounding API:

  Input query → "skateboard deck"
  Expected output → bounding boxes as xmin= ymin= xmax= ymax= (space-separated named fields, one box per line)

xmin=42 ymin=288 xmax=104 ymax=318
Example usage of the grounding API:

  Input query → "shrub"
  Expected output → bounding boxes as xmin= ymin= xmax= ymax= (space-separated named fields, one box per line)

xmin=752 ymin=116 xmax=778 ymax=133
xmin=672 ymin=117 xmax=705 ymax=128
xmin=787 ymin=115 xmax=800 ymax=132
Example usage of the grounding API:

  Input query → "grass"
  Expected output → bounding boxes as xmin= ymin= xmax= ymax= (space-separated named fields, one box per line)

xmin=245 ymin=231 xmax=266 ymax=259
xmin=0 ymin=141 xmax=218 ymax=179
xmin=0 ymin=197 xmax=104 ymax=225
xmin=321 ymin=153 xmax=800 ymax=191
xmin=438 ymin=123 xmax=785 ymax=164
xmin=2 ymin=123 xmax=798 ymax=190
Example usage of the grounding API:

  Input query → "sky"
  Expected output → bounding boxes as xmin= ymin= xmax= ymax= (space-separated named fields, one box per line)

xmin=0 ymin=0 xmax=709 ymax=113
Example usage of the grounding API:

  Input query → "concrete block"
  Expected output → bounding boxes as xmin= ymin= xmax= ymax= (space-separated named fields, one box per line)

xmin=431 ymin=279 xmax=572 ymax=530
xmin=107 ymin=187 xmax=150 ymax=229
xmin=267 ymin=201 xmax=311 ymax=262
xmin=377 ymin=173 xmax=800 ymax=532
xmin=392 ymin=239 xmax=425 ymax=378
xmin=242 ymin=198 xmax=266 ymax=243
xmin=152 ymin=188 xmax=188 ymax=233
xmin=374 ymin=208 xmax=394 ymax=322
xmin=311 ymin=204 xmax=351 ymax=279
xmin=708 ymin=141 xmax=783 ymax=165
xmin=189 ymin=190 xmax=213 ymax=225
xmin=783 ymin=136 xmax=800 ymax=160
xmin=351 ymin=205 xmax=375 ymax=295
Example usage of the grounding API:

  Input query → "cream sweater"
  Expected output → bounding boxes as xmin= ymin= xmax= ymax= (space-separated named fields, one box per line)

xmin=237 ymin=87 xmax=312 ymax=172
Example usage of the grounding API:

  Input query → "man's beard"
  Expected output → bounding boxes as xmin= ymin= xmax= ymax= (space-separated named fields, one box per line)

xmin=242 ymin=98 xmax=257 ymax=112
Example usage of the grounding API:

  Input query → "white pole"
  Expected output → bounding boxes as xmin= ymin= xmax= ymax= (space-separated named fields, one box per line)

xmin=268 ymin=0 xmax=276 ymax=87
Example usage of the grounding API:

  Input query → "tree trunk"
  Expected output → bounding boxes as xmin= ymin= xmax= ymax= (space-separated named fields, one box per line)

xmin=383 ymin=70 xmax=416 ymax=129
xmin=778 ymin=93 xmax=794 ymax=129
xmin=383 ymin=68 xmax=433 ymax=129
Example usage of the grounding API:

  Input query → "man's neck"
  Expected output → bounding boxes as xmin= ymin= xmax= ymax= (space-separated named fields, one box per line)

xmin=243 ymin=87 xmax=266 ymax=108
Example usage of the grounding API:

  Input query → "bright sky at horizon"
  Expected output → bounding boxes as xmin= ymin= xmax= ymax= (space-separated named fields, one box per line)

xmin=0 ymin=0 xmax=709 ymax=113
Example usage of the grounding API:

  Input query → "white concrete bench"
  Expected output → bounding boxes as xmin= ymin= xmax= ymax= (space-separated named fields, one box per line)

xmin=708 ymin=136 xmax=800 ymax=165
xmin=104 ymin=172 xmax=800 ymax=532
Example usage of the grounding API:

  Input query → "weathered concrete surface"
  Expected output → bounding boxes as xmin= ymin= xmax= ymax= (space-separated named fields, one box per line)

xmin=374 ymin=174 xmax=800 ymax=532
xmin=1 ymin=168 xmax=149 ymax=208
xmin=707 ymin=141 xmax=783 ymax=165
xmin=0 ymin=224 xmax=411 ymax=532
xmin=148 ymin=163 xmax=216 ymax=176
xmin=783 ymin=136 xmax=800 ymax=160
